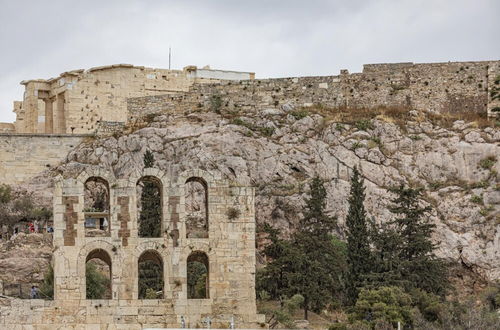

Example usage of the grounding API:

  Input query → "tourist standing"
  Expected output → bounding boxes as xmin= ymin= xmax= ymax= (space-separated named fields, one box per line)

xmin=30 ymin=286 xmax=38 ymax=299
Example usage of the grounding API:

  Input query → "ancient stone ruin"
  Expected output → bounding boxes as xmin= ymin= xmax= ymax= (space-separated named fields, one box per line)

xmin=0 ymin=60 xmax=499 ymax=328
xmin=0 ymin=166 xmax=263 ymax=328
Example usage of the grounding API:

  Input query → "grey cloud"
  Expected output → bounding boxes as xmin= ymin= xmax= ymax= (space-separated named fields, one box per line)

xmin=0 ymin=0 xmax=498 ymax=122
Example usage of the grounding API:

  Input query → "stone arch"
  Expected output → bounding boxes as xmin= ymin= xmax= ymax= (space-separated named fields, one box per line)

xmin=128 ymin=168 xmax=169 ymax=238
xmin=76 ymin=167 xmax=115 ymax=187
xmin=187 ymin=250 xmax=210 ymax=299
xmin=83 ymin=176 xmax=111 ymax=237
xmin=176 ymin=169 xmax=216 ymax=187
xmin=127 ymin=167 xmax=169 ymax=189
xmin=77 ymin=241 xmax=120 ymax=300
xmin=133 ymin=241 xmax=169 ymax=299
xmin=136 ymin=176 xmax=163 ymax=237
xmin=138 ymin=249 xmax=164 ymax=299
xmin=184 ymin=177 xmax=209 ymax=238
xmin=85 ymin=248 xmax=112 ymax=299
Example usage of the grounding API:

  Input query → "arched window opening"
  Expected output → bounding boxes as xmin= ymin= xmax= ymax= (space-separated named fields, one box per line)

xmin=136 ymin=176 xmax=162 ymax=238
xmin=187 ymin=251 xmax=209 ymax=299
xmin=185 ymin=177 xmax=208 ymax=238
xmin=84 ymin=177 xmax=110 ymax=237
xmin=138 ymin=250 xmax=164 ymax=299
xmin=85 ymin=249 xmax=112 ymax=299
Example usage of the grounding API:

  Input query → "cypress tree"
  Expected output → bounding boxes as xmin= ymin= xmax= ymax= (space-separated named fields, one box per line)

xmin=143 ymin=150 xmax=155 ymax=168
xmin=345 ymin=166 xmax=372 ymax=305
xmin=138 ymin=150 xmax=161 ymax=237
xmin=137 ymin=150 xmax=163 ymax=297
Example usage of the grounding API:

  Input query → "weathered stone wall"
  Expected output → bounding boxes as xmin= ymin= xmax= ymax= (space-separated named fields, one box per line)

xmin=0 ymin=167 xmax=264 ymax=329
xmin=0 ymin=134 xmax=88 ymax=185
xmin=6 ymin=60 xmax=499 ymax=136
xmin=11 ymin=64 xmax=254 ymax=135
xmin=125 ymin=60 xmax=499 ymax=120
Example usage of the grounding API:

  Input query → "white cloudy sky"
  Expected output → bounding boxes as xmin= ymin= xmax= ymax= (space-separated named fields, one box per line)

xmin=0 ymin=0 xmax=498 ymax=122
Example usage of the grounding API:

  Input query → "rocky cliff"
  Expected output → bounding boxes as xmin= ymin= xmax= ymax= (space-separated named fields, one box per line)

xmin=0 ymin=233 xmax=52 ymax=297
xmin=47 ymin=103 xmax=499 ymax=284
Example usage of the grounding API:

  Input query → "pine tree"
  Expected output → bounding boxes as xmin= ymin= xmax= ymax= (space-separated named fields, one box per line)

xmin=388 ymin=185 xmax=448 ymax=296
xmin=138 ymin=150 xmax=161 ymax=237
xmin=365 ymin=218 xmax=406 ymax=289
xmin=345 ymin=166 xmax=372 ymax=305
xmin=256 ymin=224 xmax=300 ymax=301
xmin=257 ymin=177 xmax=347 ymax=320
xmin=290 ymin=176 xmax=345 ymax=319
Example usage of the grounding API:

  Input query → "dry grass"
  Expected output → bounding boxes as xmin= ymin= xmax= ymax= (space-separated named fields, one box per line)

xmin=304 ymin=103 xmax=498 ymax=130
xmin=304 ymin=104 xmax=412 ymax=130
xmin=426 ymin=111 xmax=496 ymax=129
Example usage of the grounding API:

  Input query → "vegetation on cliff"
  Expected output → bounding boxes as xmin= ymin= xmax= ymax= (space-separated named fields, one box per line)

xmin=257 ymin=170 xmax=498 ymax=329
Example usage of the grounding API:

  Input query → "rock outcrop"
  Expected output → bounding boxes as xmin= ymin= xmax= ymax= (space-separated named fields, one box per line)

xmin=0 ymin=233 xmax=52 ymax=295
xmin=51 ymin=106 xmax=499 ymax=282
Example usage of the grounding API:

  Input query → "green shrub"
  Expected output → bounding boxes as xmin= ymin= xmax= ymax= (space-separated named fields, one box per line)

xmin=86 ymin=262 xmax=111 ymax=299
xmin=231 ymin=118 xmax=274 ymax=137
xmin=348 ymin=286 xmax=413 ymax=328
xmin=479 ymin=156 xmax=496 ymax=170
xmin=260 ymin=126 xmax=275 ymax=136
xmin=210 ymin=94 xmax=222 ymax=113
xmin=355 ymin=119 xmax=374 ymax=131
xmin=226 ymin=207 xmax=241 ymax=220
xmin=351 ymin=141 xmax=363 ymax=150
xmin=290 ymin=109 xmax=309 ymax=120
xmin=470 ymin=195 xmax=483 ymax=204
xmin=482 ymin=285 xmax=500 ymax=310
xmin=232 ymin=118 xmax=246 ymax=126
xmin=144 ymin=288 xmax=157 ymax=299
xmin=39 ymin=264 xmax=54 ymax=299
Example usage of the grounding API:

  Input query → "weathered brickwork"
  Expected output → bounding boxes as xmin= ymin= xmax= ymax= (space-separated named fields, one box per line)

xmin=0 ymin=167 xmax=264 ymax=329
xmin=117 ymin=196 xmax=131 ymax=247
xmin=63 ymin=196 xmax=79 ymax=246
xmin=127 ymin=61 xmax=500 ymax=121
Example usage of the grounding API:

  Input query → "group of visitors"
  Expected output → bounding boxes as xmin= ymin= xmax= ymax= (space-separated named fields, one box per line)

xmin=0 ymin=221 xmax=53 ymax=241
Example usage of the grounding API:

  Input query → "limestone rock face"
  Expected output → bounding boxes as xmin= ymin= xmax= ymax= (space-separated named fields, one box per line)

xmin=56 ymin=110 xmax=499 ymax=281
xmin=0 ymin=233 xmax=52 ymax=287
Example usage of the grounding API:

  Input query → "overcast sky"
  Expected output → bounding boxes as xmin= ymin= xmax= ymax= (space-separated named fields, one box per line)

xmin=0 ymin=0 xmax=498 ymax=123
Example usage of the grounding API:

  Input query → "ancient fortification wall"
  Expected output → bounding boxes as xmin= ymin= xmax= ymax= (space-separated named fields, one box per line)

xmin=4 ymin=60 xmax=499 ymax=137
xmin=127 ymin=61 xmax=500 ymax=120
xmin=0 ymin=134 xmax=87 ymax=185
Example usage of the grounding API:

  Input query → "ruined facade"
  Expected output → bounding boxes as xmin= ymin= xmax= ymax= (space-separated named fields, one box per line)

xmin=0 ymin=167 xmax=264 ymax=329
xmin=9 ymin=64 xmax=254 ymax=134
